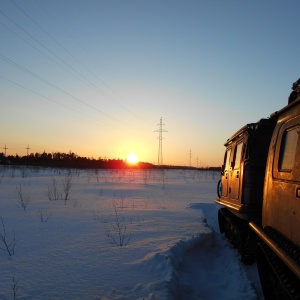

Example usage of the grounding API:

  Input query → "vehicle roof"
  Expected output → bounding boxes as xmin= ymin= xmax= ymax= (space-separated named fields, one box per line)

xmin=270 ymin=96 xmax=300 ymax=119
xmin=224 ymin=123 xmax=258 ymax=146
xmin=224 ymin=96 xmax=300 ymax=147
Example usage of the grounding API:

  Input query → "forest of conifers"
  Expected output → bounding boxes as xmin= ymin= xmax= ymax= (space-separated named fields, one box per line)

xmin=0 ymin=151 xmax=220 ymax=171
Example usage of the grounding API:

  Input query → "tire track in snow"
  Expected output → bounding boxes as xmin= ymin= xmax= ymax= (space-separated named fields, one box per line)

xmin=178 ymin=203 xmax=264 ymax=300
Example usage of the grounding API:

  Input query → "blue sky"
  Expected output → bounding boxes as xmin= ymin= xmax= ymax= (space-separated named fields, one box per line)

xmin=1 ymin=0 xmax=299 ymax=166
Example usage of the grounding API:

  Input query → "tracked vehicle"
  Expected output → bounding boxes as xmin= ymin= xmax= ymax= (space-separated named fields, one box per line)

xmin=215 ymin=83 xmax=300 ymax=299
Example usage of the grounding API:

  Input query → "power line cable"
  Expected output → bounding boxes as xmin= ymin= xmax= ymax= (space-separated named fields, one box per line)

xmin=0 ymin=8 xmax=104 ymax=94
xmin=10 ymin=0 xmax=154 ymax=125
xmin=0 ymin=74 xmax=110 ymax=125
xmin=0 ymin=19 xmax=91 ymax=86
xmin=0 ymin=70 xmax=150 ymax=138
xmin=1 ymin=2 xmax=155 ymax=140
xmin=0 ymin=49 xmax=149 ymax=137
xmin=0 ymin=52 xmax=131 ymax=126
xmin=37 ymin=0 xmax=154 ymax=125
xmin=0 ymin=19 xmax=100 ymax=91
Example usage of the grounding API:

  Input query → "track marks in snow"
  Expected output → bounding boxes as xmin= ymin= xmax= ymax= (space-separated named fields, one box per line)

xmin=178 ymin=231 xmax=258 ymax=300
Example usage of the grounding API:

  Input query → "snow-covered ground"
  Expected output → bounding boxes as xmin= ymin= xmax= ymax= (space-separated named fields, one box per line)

xmin=0 ymin=166 xmax=264 ymax=299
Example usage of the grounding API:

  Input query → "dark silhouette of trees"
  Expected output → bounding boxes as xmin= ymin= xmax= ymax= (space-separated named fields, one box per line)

xmin=0 ymin=151 xmax=154 ymax=170
xmin=0 ymin=151 xmax=220 ymax=171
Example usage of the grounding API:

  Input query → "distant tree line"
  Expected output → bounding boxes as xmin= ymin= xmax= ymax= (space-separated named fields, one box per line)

xmin=0 ymin=151 xmax=153 ymax=169
xmin=0 ymin=151 xmax=220 ymax=171
xmin=154 ymin=165 xmax=221 ymax=171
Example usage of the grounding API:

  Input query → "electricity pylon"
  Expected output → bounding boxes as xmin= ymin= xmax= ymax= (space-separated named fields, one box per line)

xmin=154 ymin=117 xmax=168 ymax=165
xmin=3 ymin=145 xmax=8 ymax=156
xmin=26 ymin=145 xmax=30 ymax=156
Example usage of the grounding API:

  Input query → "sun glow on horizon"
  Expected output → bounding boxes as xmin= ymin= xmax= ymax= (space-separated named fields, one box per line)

xmin=127 ymin=153 xmax=139 ymax=164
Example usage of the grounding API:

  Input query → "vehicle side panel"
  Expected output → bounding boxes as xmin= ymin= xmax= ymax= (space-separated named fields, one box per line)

xmin=263 ymin=103 xmax=300 ymax=247
xmin=219 ymin=136 xmax=245 ymax=210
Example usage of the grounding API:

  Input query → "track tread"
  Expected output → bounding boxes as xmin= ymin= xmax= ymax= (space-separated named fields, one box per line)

xmin=218 ymin=208 xmax=255 ymax=264
xmin=257 ymin=242 xmax=300 ymax=300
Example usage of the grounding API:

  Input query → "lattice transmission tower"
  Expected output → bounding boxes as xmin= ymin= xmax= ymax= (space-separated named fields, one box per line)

xmin=3 ymin=145 xmax=8 ymax=157
xmin=154 ymin=117 xmax=168 ymax=165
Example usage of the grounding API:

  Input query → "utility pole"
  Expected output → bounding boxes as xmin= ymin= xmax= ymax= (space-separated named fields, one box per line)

xmin=189 ymin=149 xmax=192 ymax=167
xmin=26 ymin=145 xmax=30 ymax=156
xmin=3 ymin=145 xmax=8 ymax=156
xmin=154 ymin=117 xmax=168 ymax=166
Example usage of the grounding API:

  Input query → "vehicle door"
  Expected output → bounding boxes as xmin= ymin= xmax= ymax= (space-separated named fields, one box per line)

xmin=221 ymin=147 xmax=232 ymax=198
xmin=229 ymin=142 xmax=243 ymax=200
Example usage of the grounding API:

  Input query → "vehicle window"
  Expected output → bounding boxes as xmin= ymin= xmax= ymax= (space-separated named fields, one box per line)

xmin=224 ymin=149 xmax=231 ymax=171
xmin=234 ymin=143 xmax=243 ymax=169
xmin=279 ymin=126 xmax=299 ymax=172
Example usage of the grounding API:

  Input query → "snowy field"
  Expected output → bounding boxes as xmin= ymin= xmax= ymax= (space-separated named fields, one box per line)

xmin=0 ymin=166 xmax=264 ymax=299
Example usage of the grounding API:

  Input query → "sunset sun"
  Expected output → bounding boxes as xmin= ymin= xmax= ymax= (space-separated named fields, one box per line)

xmin=127 ymin=153 xmax=138 ymax=164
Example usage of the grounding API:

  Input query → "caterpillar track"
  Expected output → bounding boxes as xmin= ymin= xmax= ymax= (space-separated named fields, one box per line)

xmin=264 ymin=227 xmax=300 ymax=266
xmin=257 ymin=241 xmax=300 ymax=300
xmin=218 ymin=208 xmax=255 ymax=264
xmin=219 ymin=209 xmax=300 ymax=299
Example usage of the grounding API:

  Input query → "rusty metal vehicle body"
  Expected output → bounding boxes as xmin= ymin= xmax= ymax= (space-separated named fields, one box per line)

xmin=215 ymin=96 xmax=300 ymax=299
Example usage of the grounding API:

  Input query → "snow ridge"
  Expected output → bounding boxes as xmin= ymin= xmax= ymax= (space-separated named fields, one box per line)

xmin=136 ymin=217 xmax=214 ymax=300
